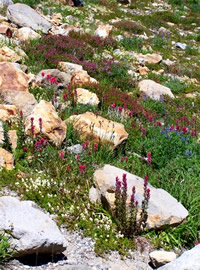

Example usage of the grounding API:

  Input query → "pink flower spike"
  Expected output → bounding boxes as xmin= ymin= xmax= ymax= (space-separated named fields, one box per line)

xmin=60 ymin=152 xmax=64 ymax=160
xmin=111 ymin=104 xmax=116 ymax=109
xmin=118 ymin=106 xmax=123 ymax=112
xmin=41 ymin=72 xmax=45 ymax=77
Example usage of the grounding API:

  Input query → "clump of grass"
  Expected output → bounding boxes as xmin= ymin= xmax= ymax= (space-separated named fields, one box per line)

xmin=115 ymin=173 xmax=150 ymax=238
xmin=0 ymin=232 xmax=15 ymax=264
xmin=113 ymin=20 xmax=147 ymax=35
xmin=120 ymin=37 xmax=144 ymax=52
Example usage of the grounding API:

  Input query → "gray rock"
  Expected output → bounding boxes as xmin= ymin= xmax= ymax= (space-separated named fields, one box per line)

xmin=0 ymin=0 xmax=13 ymax=8
xmin=116 ymin=35 xmax=124 ymax=41
xmin=67 ymin=144 xmax=83 ymax=154
xmin=175 ymin=42 xmax=187 ymax=50
xmin=163 ymin=59 xmax=175 ymax=66
xmin=89 ymin=186 xmax=101 ymax=204
xmin=93 ymin=165 xmax=188 ymax=229
xmin=0 ymin=90 xmax=38 ymax=118
xmin=0 ymin=196 xmax=67 ymax=257
xmin=149 ymin=250 xmax=176 ymax=267
xmin=7 ymin=4 xmax=51 ymax=34
xmin=36 ymin=69 xmax=72 ymax=89
xmin=158 ymin=245 xmax=200 ymax=270
xmin=138 ymin=80 xmax=174 ymax=101
xmin=56 ymin=266 xmax=92 ymax=270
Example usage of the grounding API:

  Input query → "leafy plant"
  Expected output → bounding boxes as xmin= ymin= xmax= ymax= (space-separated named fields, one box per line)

xmin=2 ymin=122 xmax=12 ymax=152
xmin=115 ymin=174 xmax=150 ymax=238
xmin=0 ymin=232 xmax=15 ymax=264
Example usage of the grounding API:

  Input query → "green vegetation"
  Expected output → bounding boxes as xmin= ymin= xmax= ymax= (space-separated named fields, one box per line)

xmin=0 ymin=0 xmax=200 ymax=263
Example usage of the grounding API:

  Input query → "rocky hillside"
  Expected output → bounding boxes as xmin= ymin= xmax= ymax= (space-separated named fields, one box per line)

xmin=0 ymin=0 xmax=200 ymax=269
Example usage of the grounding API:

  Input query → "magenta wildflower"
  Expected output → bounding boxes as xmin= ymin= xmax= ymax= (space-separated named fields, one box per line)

xmin=141 ymin=127 xmax=146 ymax=137
xmin=39 ymin=118 xmax=42 ymax=132
xmin=118 ymin=106 xmax=123 ymax=112
xmin=20 ymin=110 xmax=23 ymax=119
xmin=147 ymin=152 xmax=152 ymax=165
xmin=94 ymin=143 xmax=98 ymax=152
xmin=79 ymin=164 xmax=86 ymax=173
xmin=60 ymin=152 xmax=64 ymax=160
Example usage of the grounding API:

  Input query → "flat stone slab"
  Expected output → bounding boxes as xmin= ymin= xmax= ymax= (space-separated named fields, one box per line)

xmin=7 ymin=4 xmax=51 ymax=34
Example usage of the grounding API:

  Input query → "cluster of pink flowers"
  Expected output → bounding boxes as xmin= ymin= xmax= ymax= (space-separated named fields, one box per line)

xmin=34 ymin=137 xmax=48 ymax=152
xmin=41 ymin=72 xmax=58 ymax=85
xmin=94 ymin=143 xmax=98 ymax=152
xmin=121 ymin=156 xmax=129 ymax=162
xmin=82 ymin=140 xmax=89 ymax=150
xmin=147 ymin=152 xmax=152 ymax=166
xmin=79 ymin=164 xmax=86 ymax=173
xmin=59 ymin=152 xmax=65 ymax=160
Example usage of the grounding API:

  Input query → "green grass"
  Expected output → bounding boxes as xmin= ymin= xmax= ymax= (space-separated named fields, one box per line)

xmin=0 ymin=0 xmax=200 ymax=260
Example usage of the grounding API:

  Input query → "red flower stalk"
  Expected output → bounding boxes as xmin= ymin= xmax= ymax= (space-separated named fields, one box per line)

xmin=146 ymin=188 xmax=150 ymax=201
xmin=118 ymin=106 xmax=123 ymax=112
xmin=20 ymin=110 xmax=23 ymax=119
xmin=141 ymin=127 xmax=146 ymax=137
xmin=94 ymin=143 xmax=98 ymax=152
xmin=149 ymin=116 xmax=153 ymax=123
xmin=63 ymin=93 xmax=68 ymax=101
xmin=82 ymin=140 xmax=89 ymax=150
xmin=66 ymin=165 xmax=71 ymax=171
xmin=39 ymin=118 xmax=42 ymax=133
xmin=31 ymin=125 xmax=35 ymax=136
xmin=60 ymin=152 xmax=64 ymax=160
xmin=79 ymin=164 xmax=86 ymax=173
xmin=30 ymin=117 xmax=34 ymax=126
xmin=144 ymin=176 xmax=148 ymax=187
xmin=182 ymin=126 xmax=187 ymax=134
xmin=147 ymin=152 xmax=152 ymax=165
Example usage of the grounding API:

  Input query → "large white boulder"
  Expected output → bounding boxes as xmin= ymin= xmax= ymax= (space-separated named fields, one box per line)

xmin=0 ymin=196 xmax=67 ymax=257
xmin=93 ymin=165 xmax=188 ymax=229
xmin=7 ymin=4 xmax=51 ymax=34
xmin=138 ymin=80 xmax=174 ymax=100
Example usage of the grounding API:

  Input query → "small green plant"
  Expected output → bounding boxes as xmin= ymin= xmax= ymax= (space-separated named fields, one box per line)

xmin=0 ymin=232 xmax=14 ymax=264
xmin=16 ymin=111 xmax=26 ymax=150
xmin=115 ymin=173 xmax=150 ymax=238
xmin=13 ymin=0 xmax=40 ymax=8
xmin=2 ymin=122 xmax=12 ymax=152
xmin=120 ymin=37 xmax=143 ymax=52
